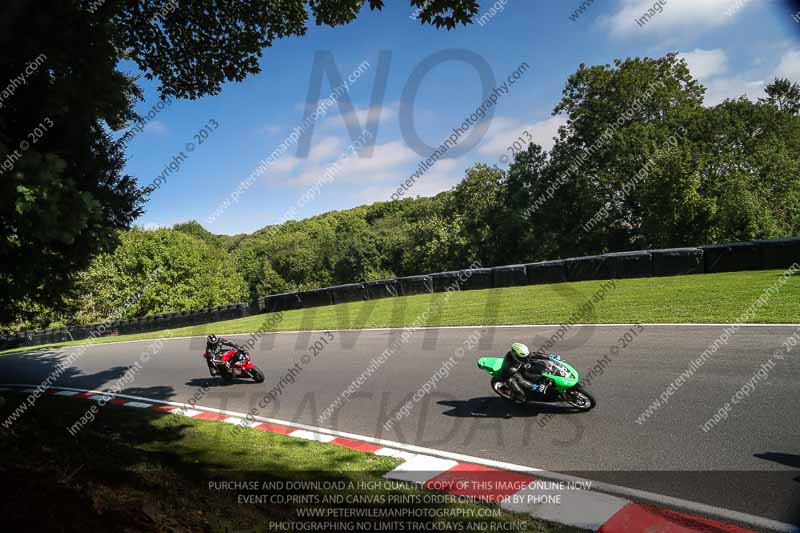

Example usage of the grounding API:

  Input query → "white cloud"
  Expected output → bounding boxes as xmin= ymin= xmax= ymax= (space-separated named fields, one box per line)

xmin=775 ymin=50 xmax=800 ymax=80
xmin=261 ymin=125 xmax=281 ymax=136
xmin=140 ymin=222 xmax=170 ymax=231
xmin=344 ymin=104 xmax=397 ymax=128
xmin=268 ymin=136 xmax=343 ymax=176
xmin=677 ymin=48 xmax=740 ymax=105
xmin=311 ymin=114 xmax=563 ymax=205
xmin=478 ymin=115 xmax=565 ymax=159
xmin=332 ymin=140 xmax=417 ymax=180
xmin=320 ymin=102 xmax=398 ymax=131
xmin=143 ymin=120 xmax=168 ymax=135
xmin=357 ymin=158 xmax=465 ymax=204
xmin=272 ymin=104 xmax=400 ymax=182
xmin=270 ymin=157 xmax=302 ymax=174
xmin=702 ymin=77 xmax=765 ymax=106
xmin=282 ymin=140 xmax=419 ymax=188
xmin=679 ymin=48 xmax=728 ymax=81
xmin=300 ymin=141 xmax=419 ymax=185
xmin=309 ymin=136 xmax=343 ymax=161
xmin=689 ymin=48 xmax=800 ymax=106
xmin=603 ymin=0 xmax=748 ymax=37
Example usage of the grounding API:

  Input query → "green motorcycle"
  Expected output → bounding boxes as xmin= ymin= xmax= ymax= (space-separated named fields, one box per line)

xmin=477 ymin=355 xmax=596 ymax=411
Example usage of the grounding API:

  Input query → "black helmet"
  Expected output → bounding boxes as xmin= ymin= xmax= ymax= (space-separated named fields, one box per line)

xmin=207 ymin=334 xmax=218 ymax=345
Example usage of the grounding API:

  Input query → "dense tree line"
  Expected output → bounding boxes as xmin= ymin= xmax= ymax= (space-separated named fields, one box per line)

xmin=4 ymin=54 xmax=799 ymax=331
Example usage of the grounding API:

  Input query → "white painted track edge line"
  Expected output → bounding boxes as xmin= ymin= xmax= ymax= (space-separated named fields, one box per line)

xmin=2 ymin=383 xmax=796 ymax=532
xmin=9 ymin=322 xmax=800 ymax=352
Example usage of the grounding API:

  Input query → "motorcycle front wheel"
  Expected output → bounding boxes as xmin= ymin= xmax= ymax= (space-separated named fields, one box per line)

xmin=249 ymin=366 xmax=265 ymax=383
xmin=564 ymin=384 xmax=595 ymax=411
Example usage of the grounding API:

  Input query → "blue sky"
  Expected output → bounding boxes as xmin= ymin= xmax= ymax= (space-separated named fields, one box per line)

xmin=127 ymin=0 xmax=800 ymax=235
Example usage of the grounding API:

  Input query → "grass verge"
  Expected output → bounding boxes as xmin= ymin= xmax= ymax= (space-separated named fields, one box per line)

xmin=3 ymin=269 xmax=798 ymax=355
xmin=0 ymin=393 xmax=578 ymax=532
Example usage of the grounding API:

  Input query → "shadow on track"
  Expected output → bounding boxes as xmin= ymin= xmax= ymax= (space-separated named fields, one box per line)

xmin=754 ymin=452 xmax=800 ymax=469
xmin=0 ymin=347 xmax=177 ymax=402
xmin=184 ymin=377 xmax=254 ymax=388
xmin=755 ymin=452 xmax=800 ymax=484
xmin=437 ymin=396 xmax=587 ymax=419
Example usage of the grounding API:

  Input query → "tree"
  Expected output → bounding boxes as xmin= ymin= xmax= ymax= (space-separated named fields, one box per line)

xmin=1 ymin=1 xmax=145 ymax=324
xmin=507 ymin=53 xmax=800 ymax=258
xmin=759 ymin=78 xmax=800 ymax=115
xmin=509 ymin=54 xmax=706 ymax=257
xmin=399 ymin=215 xmax=468 ymax=275
xmin=1 ymin=0 xmax=483 ymax=324
xmin=74 ymin=229 xmax=246 ymax=323
xmin=173 ymin=220 xmax=220 ymax=246
xmin=63 ymin=0 xmax=480 ymax=100
xmin=450 ymin=164 xmax=508 ymax=265
xmin=504 ymin=143 xmax=549 ymax=259
xmin=235 ymin=239 xmax=290 ymax=301
xmin=639 ymin=98 xmax=800 ymax=246
xmin=327 ymin=214 xmax=383 ymax=284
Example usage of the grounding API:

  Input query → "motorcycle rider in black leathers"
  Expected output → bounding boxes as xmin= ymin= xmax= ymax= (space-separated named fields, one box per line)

xmin=205 ymin=334 xmax=244 ymax=376
xmin=499 ymin=342 xmax=559 ymax=401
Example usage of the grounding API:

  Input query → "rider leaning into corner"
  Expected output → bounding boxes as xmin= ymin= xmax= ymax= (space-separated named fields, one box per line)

xmin=500 ymin=342 xmax=561 ymax=400
xmin=204 ymin=334 xmax=244 ymax=376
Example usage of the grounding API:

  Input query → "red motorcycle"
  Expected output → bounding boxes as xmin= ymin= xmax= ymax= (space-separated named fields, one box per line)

xmin=203 ymin=347 xmax=265 ymax=383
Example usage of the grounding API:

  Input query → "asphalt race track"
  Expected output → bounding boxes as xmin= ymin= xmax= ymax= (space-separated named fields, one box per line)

xmin=1 ymin=324 xmax=799 ymax=527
